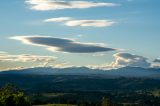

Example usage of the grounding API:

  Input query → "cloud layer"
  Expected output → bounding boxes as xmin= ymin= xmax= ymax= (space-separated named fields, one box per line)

xmin=26 ymin=0 xmax=117 ymax=11
xmin=44 ymin=17 xmax=115 ymax=27
xmin=0 ymin=52 xmax=57 ymax=70
xmin=110 ymin=52 xmax=151 ymax=68
xmin=10 ymin=36 xmax=116 ymax=53
xmin=0 ymin=53 xmax=56 ymax=63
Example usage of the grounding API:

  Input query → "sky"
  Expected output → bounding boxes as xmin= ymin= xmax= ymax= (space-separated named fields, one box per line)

xmin=0 ymin=0 xmax=160 ymax=70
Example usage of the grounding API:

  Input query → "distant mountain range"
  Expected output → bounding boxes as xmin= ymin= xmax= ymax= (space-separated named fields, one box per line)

xmin=1 ymin=66 xmax=160 ymax=78
xmin=1 ymin=67 xmax=160 ymax=92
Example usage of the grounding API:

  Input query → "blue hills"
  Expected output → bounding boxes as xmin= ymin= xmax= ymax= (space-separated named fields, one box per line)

xmin=1 ymin=66 xmax=160 ymax=78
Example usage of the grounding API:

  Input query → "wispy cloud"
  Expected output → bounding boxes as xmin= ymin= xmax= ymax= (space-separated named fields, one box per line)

xmin=44 ymin=17 xmax=71 ymax=22
xmin=0 ymin=51 xmax=8 ymax=54
xmin=44 ymin=17 xmax=115 ymax=27
xmin=0 ymin=53 xmax=56 ymax=64
xmin=25 ymin=0 xmax=118 ymax=11
xmin=53 ymin=62 xmax=74 ymax=68
xmin=0 ymin=52 xmax=57 ymax=70
xmin=10 ymin=35 xmax=117 ymax=53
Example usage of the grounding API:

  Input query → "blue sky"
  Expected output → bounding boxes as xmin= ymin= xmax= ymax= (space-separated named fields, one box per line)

xmin=0 ymin=0 xmax=160 ymax=70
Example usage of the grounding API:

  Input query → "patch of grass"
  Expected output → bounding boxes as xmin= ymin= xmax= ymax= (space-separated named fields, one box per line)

xmin=42 ymin=93 xmax=71 ymax=97
xmin=151 ymin=89 xmax=160 ymax=97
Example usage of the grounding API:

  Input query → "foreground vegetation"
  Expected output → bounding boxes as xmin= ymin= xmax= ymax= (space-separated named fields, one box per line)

xmin=33 ymin=104 xmax=76 ymax=106
xmin=0 ymin=84 xmax=31 ymax=106
xmin=1 ymin=75 xmax=160 ymax=106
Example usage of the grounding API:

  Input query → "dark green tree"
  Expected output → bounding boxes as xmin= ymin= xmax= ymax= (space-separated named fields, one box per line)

xmin=0 ymin=84 xmax=31 ymax=106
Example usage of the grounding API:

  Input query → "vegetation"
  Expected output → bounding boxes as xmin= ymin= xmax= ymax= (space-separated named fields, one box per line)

xmin=1 ymin=75 xmax=160 ymax=93
xmin=0 ymin=84 xmax=31 ymax=106
xmin=33 ymin=104 xmax=76 ymax=106
xmin=1 ymin=75 xmax=160 ymax=106
xmin=101 ymin=97 xmax=114 ymax=106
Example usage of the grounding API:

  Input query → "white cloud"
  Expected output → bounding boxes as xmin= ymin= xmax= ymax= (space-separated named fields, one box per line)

xmin=44 ymin=17 xmax=115 ymax=27
xmin=26 ymin=0 xmax=117 ymax=11
xmin=44 ymin=17 xmax=71 ymax=22
xmin=89 ymin=52 xmax=151 ymax=70
xmin=151 ymin=64 xmax=160 ymax=68
xmin=109 ymin=52 xmax=151 ymax=68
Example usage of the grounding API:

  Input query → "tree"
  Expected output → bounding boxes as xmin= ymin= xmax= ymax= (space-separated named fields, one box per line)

xmin=101 ymin=97 xmax=114 ymax=106
xmin=0 ymin=84 xmax=31 ymax=106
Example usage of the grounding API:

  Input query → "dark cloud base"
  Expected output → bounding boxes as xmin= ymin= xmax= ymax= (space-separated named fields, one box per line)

xmin=154 ymin=59 xmax=160 ymax=63
xmin=12 ymin=36 xmax=117 ymax=53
